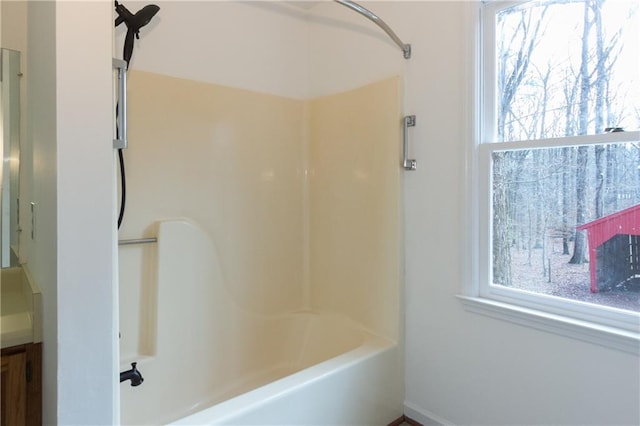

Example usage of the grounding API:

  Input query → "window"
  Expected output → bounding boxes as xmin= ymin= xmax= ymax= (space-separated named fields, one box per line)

xmin=465 ymin=0 xmax=640 ymax=348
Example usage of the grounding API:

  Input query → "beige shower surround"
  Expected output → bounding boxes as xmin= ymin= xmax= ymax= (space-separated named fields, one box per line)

xmin=120 ymin=71 xmax=402 ymax=344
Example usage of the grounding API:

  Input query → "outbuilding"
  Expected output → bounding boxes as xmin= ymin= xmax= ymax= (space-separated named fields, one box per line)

xmin=577 ymin=204 xmax=640 ymax=293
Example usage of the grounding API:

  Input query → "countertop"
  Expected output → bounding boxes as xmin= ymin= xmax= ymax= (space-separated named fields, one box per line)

xmin=1 ymin=267 xmax=42 ymax=349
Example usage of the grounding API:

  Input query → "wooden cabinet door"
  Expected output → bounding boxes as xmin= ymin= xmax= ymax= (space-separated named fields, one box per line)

xmin=1 ymin=352 xmax=26 ymax=426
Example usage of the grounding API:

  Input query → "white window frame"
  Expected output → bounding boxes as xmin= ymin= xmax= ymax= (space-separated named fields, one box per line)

xmin=460 ymin=0 xmax=640 ymax=354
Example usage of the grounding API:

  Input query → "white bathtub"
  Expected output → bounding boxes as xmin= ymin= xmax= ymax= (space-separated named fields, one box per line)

xmin=170 ymin=316 xmax=400 ymax=425
xmin=119 ymin=220 xmax=402 ymax=425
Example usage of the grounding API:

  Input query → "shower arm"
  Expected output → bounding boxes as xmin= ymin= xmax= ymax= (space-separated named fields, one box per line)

xmin=333 ymin=0 xmax=411 ymax=59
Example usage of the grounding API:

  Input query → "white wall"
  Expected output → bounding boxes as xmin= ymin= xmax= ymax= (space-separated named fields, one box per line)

xmin=55 ymin=2 xmax=117 ymax=423
xmin=115 ymin=1 xmax=310 ymax=99
xmin=24 ymin=2 xmax=58 ymax=421
xmin=24 ymin=1 xmax=117 ymax=424
xmin=308 ymin=1 xmax=408 ymax=98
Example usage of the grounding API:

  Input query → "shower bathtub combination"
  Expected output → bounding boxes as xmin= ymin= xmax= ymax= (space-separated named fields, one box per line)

xmin=120 ymin=220 xmax=401 ymax=425
xmin=116 ymin=1 xmax=408 ymax=424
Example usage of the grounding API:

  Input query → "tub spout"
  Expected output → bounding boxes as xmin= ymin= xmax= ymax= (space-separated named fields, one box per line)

xmin=120 ymin=362 xmax=144 ymax=387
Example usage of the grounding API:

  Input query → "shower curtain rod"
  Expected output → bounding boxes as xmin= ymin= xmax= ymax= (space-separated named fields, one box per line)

xmin=333 ymin=0 xmax=411 ymax=59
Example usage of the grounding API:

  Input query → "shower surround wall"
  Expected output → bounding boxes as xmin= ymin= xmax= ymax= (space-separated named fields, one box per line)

xmin=119 ymin=70 xmax=307 ymax=323
xmin=118 ymin=70 xmax=403 ymax=423
xmin=309 ymin=81 xmax=402 ymax=338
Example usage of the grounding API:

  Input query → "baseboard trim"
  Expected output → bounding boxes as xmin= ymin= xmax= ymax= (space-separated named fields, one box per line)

xmin=388 ymin=414 xmax=424 ymax=426
xmin=388 ymin=415 xmax=406 ymax=426
xmin=404 ymin=401 xmax=455 ymax=426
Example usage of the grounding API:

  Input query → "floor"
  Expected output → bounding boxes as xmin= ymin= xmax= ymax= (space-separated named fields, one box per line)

xmin=391 ymin=416 xmax=422 ymax=426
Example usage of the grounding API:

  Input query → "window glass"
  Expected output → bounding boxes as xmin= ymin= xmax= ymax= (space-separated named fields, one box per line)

xmin=495 ymin=0 xmax=639 ymax=142
xmin=491 ymin=142 xmax=640 ymax=312
xmin=484 ymin=0 xmax=640 ymax=318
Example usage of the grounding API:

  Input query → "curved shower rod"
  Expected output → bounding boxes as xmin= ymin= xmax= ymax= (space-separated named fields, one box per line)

xmin=334 ymin=0 xmax=411 ymax=59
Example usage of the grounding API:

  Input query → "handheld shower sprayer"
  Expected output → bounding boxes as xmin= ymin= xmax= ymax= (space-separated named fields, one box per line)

xmin=114 ymin=1 xmax=159 ymax=229
xmin=114 ymin=1 xmax=160 ymax=67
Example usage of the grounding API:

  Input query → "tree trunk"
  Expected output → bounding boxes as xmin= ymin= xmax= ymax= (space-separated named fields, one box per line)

xmin=595 ymin=145 xmax=605 ymax=217
xmin=562 ymin=147 xmax=571 ymax=255
xmin=605 ymin=144 xmax=618 ymax=212
xmin=593 ymin=0 xmax=605 ymax=219
xmin=533 ymin=150 xmax=544 ymax=249
xmin=570 ymin=146 xmax=589 ymax=264
xmin=493 ymin=152 xmax=512 ymax=285
xmin=569 ymin=2 xmax=591 ymax=265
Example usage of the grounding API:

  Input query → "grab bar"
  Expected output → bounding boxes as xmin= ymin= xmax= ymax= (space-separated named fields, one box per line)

xmin=403 ymin=115 xmax=417 ymax=170
xmin=113 ymin=58 xmax=128 ymax=149
xmin=334 ymin=0 xmax=411 ymax=59
xmin=118 ymin=237 xmax=157 ymax=246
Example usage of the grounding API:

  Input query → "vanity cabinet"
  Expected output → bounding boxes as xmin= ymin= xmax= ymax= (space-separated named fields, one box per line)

xmin=0 ymin=343 xmax=41 ymax=426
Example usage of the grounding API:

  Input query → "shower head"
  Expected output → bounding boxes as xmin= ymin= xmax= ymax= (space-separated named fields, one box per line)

xmin=114 ymin=1 xmax=160 ymax=66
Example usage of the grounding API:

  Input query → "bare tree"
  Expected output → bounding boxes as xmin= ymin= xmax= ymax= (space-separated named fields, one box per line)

xmin=493 ymin=153 xmax=513 ymax=285
xmin=493 ymin=5 xmax=548 ymax=285
xmin=570 ymin=0 xmax=593 ymax=264
xmin=492 ymin=0 xmax=638 ymax=282
xmin=569 ymin=147 xmax=589 ymax=264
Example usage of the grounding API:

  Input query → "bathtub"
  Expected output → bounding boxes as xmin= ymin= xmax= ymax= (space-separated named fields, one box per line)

xmin=170 ymin=315 xmax=400 ymax=425
xmin=119 ymin=219 xmax=402 ymax=425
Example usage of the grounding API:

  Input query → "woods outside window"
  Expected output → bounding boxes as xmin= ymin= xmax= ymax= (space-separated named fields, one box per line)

xmin=469 ymin=0 xmax=640 ymax=343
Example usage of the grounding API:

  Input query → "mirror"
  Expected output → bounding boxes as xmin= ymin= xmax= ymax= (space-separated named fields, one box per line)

xmin=1 ymin=48 xmax=21 ymax=268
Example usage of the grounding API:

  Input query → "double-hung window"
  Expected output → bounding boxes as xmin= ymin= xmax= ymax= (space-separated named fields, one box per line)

xmin=465 ymin=0 xmax=640 ymax=351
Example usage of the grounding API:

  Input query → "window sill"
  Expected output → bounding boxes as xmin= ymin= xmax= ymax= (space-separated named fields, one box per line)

xmin=457 ymin=295 xmax=640 ymax=354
